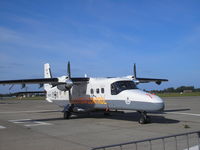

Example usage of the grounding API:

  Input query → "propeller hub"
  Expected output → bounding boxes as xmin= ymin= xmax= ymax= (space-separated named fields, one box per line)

xmin=65 ymin=79 xmax=73 ymax=89
xmin=134 ymin=80 xmax=140 ymax=85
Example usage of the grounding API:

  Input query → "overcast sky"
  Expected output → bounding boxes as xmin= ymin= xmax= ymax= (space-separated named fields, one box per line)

xmin=0 ymin=0 xmax=200 ymax=93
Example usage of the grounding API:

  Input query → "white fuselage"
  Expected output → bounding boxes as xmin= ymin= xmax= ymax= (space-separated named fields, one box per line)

xmin=45 ymin=77 xmax=164 ymax=112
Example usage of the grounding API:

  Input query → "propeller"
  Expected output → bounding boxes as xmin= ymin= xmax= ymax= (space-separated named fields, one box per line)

xmin=67 ymin=61 xmax=72 ymax=103
xmin=133 ymin=63 xmax=137 ymax=79
xmin=133 ymin=63 xmax=140 ymax=84
xmin=67 ymin=61 xmax=71 ymax=79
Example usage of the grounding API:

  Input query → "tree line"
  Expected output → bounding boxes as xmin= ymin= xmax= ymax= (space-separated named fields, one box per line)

xmin=151 ymin=86 xmax=200 ymax=93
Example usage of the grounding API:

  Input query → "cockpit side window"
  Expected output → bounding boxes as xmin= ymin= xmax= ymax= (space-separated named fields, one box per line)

xmin=111 ymin=81 xmax=137 ymax=95
xmin=111 ymin=84 xmax=117 ymax=95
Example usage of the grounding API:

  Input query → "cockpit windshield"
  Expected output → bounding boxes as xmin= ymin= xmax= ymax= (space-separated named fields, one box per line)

xmin=111 ymin=81 xmax=137 ymax=95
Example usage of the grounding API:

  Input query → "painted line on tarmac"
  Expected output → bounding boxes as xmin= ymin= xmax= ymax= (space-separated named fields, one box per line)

xmin=167 ymin=112 xmax=200 ymax=117
xmin=0 ymin=125 xmax=6 ymax=129
xmin=9 ymin=119 xmax=52 ymax=127
xmin=184 ymin=144 xmax=199 ymax=150
xmin=0 ymin=110 xmax=59 ymax=114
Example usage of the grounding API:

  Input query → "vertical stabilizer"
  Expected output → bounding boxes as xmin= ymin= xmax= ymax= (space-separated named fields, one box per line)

xmin=44 ymin=63 xmax=52 ymax=90
xmin=44 ymin=63 xmax=52 ymax=78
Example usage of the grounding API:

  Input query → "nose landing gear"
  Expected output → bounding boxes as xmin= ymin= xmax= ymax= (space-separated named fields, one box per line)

xmin=138 ymin=111 xmax=151 ymax=124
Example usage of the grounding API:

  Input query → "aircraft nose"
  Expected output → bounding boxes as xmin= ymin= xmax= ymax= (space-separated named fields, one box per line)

xmin=145 ymin=93 xmax=165 ymax=111
xmin=156 ymin=100 xmax=165 ymax=111
xmin=152 ymin=95 xmax=165 ymax=111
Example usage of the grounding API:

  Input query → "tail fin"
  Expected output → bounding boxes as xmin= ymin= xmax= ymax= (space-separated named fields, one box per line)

xmin=44 ymin=63 xmax=52 ymax=90
xmin=44 ymin=63 xmax=52 ymax=78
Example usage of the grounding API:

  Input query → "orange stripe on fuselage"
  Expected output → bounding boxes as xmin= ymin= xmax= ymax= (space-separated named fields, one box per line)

xmin=71 ymin=97 xmax=107 ymax=105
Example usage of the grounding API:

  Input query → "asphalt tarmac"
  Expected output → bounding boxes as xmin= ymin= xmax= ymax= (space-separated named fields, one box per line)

xmin=0 ymin=96 xmax=200 ymax=150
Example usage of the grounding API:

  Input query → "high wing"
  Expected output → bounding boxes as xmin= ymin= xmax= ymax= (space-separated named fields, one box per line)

xmin=132 ymin=64 xmax=168 ymax=85
xmin=0 ymin=77 xmax=89 ymax=85
xmin=0 ymin=62 xmax=89 ymax=104
xmin=0 ymin=78 xmax=58 ymax=85
xmin=0 ymin=61 xmax=89 ymax=93
xmin=135 ymin=77 xmax=168 ymax=85
xmin=0 ymin=91 xmax=46 ymax=97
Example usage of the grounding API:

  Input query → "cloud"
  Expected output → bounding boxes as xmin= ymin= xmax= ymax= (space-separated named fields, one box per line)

xmin=0 ymin=26 xmax=66 ymax=53
xmin=0 ymin=27 xmax=23 ymax=43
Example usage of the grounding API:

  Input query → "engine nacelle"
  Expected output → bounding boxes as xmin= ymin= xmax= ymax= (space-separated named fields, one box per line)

xmin=156 ymin=81 xmax=161 ymax=85
xmin=134 ymin=80 xmax=140 ymax=85
xmin=57 ymin=79 xmax=73 ymax=91
xmin=57 ymin=84 xmax=69 ymax=91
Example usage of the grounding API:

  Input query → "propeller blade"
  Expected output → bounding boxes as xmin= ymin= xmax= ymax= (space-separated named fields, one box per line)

xmin=134 ymin=63 xmax=137 ymax=79
xmin=67 ymin=61 xmax=72 ymax=102
xmin=68 ymin=89 xmax=72 ymax=102
xmin=67 ymin=61 xmax=71 ymax=79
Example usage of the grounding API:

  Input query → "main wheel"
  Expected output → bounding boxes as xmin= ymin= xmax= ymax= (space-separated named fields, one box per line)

xmin=64 ymin=111 xmax=71 ymax=119
xmin=138 ymin=116 xmax=146 ymax=124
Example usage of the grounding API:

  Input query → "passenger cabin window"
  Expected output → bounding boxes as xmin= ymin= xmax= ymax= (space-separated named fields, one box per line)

xmin=101 ymin=88 xmax=104 ymax=93
xmin=111 ymin=81 xmax=137 ymax=95
xmin=96 ymin=88 xmax=100 ymax=94
xmin=90 ymin=89 xmax=94 ymax=94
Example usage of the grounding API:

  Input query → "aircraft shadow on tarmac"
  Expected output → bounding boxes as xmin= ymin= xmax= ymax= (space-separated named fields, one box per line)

xmin=34 ymin=111 xmax=181 ymax=124
xmin=163 ymin=108 xmax=190 ymax=112
xmin=89 ymin=112 xmax=180 ymax=124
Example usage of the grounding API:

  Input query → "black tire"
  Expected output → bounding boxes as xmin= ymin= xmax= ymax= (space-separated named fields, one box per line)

xmin=139 ymin=116 xmax=146 ymax=124
xmin=64 ymin=111 xmax=71 ymax=119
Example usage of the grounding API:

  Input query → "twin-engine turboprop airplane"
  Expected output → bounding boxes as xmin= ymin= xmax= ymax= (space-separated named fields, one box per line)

xmin=0 ymin=62 xmax=168 ymax=124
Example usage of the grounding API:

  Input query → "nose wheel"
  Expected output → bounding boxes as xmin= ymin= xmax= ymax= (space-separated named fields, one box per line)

xmin=138 ymin=111 xmax=151 ymax=124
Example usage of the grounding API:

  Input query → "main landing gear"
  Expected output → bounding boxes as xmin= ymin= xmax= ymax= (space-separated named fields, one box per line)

xmin=63 ymin=111 xmax=72 ymax=119
xmin=63 ymin=104 xmax=74 ymax=119
xmin=138 ymin=111 xmax=151 ymax=124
